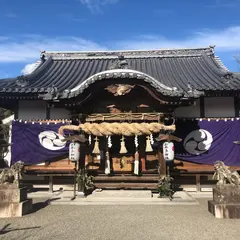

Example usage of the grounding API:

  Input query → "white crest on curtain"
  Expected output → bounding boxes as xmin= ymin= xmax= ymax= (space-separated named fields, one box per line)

xmin=183 ymin=129 xmax=213 ymax=155
xmin=38 ymin=131 xmax=66 ymax=150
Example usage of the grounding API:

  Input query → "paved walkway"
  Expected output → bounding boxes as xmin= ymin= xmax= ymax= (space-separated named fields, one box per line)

xmin=0 ymin=198 xmax=239 ymax=240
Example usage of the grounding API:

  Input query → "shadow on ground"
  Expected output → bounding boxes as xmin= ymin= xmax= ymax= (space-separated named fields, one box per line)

xmin=0 ymin=223 xmax=41 ymax=235
xmin=29 ymin=198 xmax=61 ymax=214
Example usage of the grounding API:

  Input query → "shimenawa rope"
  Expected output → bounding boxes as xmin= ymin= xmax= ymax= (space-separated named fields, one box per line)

xmin=58 ymin=122 xmax=175 ymax=136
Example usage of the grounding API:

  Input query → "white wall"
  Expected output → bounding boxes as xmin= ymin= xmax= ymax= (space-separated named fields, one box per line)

xmin=50 ymin=108 xmax=70 ymax=119
xmin=204 ymin=97 xmax=235 ymax=118
xmin=18 ymin=100 xmax=46 ymax=120
xmin=175 ymin=97 xmax=235 ymax=118
xmin=174 ymin=99 xmax=200 ymax=118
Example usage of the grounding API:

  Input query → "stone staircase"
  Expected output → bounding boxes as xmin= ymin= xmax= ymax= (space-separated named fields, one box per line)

xmin=93 ymin=173 xmax=159 ymax=190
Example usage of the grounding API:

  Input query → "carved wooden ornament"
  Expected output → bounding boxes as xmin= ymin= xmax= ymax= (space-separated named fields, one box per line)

xmin=105 ymin=84 xmax=135 ymax=96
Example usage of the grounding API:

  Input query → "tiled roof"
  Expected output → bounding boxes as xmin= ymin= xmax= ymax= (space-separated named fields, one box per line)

xmin=0 ymin=46 xmax=239 ymax=99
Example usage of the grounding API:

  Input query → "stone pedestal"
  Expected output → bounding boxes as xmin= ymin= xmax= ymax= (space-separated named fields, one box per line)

xmin=208 ymin=186 xmax=240 ymax=219
xmin=0 ymin=184 xmax=32 ymax=218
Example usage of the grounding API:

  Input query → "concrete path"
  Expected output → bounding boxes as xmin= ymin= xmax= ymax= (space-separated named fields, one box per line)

xmin=0 ymin=198 xmax=239 ymax=240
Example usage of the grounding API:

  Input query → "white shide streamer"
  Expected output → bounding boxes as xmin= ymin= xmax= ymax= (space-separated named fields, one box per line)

xmin=134 ymin=135 xmax=139 ymax=175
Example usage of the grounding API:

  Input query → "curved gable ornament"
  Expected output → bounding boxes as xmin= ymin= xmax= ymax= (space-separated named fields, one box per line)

xmin=70 ymin=69 xmax=182 ymax=97
xmin=105 ymin=84 xmax=135 ymax=96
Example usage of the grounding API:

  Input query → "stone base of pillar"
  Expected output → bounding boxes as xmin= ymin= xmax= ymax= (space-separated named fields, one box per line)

xmin=76 ymin=191 xmax=85 ymax=198
xmin=208 ymin=201 xmax=240 ymax=219
xmin=0 ymin=199 xmax=33 ymax=218
xmin=208 ymin=186 xmax=240 ymax=219
xmin=0 ymin=184 xmax=32 ymax=218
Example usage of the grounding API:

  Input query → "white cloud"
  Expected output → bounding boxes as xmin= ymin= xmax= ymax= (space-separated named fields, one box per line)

xmin=21 ymin=63 xmax=38 ymax=75
xmin=1 ymin=26 xmax=240 ymax=64
xmin=0 ymin=35 xmax=106 ymax=63
xmin=79 ymin=0 xmax=118 ymax=13
xmin=115 ymin=26 xmax=240 ymax=52
xmin=1 ymin=26 xmax=240 ymax=75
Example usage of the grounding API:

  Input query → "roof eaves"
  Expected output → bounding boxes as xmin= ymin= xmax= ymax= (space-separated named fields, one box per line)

xmin=0 ymin=57 xmax=53 ymax=93
xmin=214 ymin=56 xmax=230 ymax=72
xmin=24 ymin=56 xmax=52 ymax=80
xmin=22 ymin=60 xmax=42 ymax=76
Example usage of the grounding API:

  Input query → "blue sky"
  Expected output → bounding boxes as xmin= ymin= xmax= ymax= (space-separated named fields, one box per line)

xmin=0 ymin=0 xmax=240 ymax=78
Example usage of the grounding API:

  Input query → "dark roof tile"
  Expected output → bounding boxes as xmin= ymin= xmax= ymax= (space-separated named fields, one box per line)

xmin=0 ymin=47 xmax=239 ymax=98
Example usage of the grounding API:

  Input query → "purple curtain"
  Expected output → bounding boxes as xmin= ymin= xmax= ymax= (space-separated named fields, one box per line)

xmin=11 ymin=119 xmax=240 ymax=166
xmin=11 ymin=121 xmax=71 ymax=165
xmin=175 ymin=119 xmax=240 ymax=166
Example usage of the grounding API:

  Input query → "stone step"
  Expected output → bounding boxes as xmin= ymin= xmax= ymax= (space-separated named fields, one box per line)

xmin=94 ymin=182 xmax=158 ymax=190
xmin=48 ymin=191 xmax=199 ymax=206
xmin=89 ymin=190 xmax=152 ymax=198
xmin=93 ymin=175 xmax=159 ymax=182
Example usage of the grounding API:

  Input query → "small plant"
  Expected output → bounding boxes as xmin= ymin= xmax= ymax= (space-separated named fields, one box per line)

xmin=76 ymin=168 xmax=95 ymax=191
xmin=157 ymin=175 xmax=174 ymax=200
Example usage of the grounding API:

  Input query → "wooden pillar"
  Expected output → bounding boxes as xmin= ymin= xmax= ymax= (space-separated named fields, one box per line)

xmin=200 ymin=96 xmax=205 ymax=118
xmin=71 ymin=162 xmax=77 ymax=200
xmin=46 ymin=102 xmax=50 ymax=119
xmin=158 ymin=151 xmax=166 ymax=176
xmin=13 ymin=100 xmax=19 ymax=119
xmin=49 ymin=176 xmax=53 ymax=193
xmin=139 ymin=136 xmax=146 ymax=172
xmin=196 ymin=174 xmax=201 ymax=192
xmin=77 ymin=143 xmax=86 ymax=197
xmin=141 ymin=156 xmax=146 ymax=172
xmin=234 ymin=97 xmax=239 ymax=117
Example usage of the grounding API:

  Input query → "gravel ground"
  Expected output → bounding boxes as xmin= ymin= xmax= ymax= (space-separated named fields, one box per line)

xmin=0 ymin=198 xmax=240 ymax=240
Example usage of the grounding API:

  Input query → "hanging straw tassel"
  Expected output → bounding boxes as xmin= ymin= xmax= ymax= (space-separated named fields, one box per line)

xmin=145 ymin=135 xmax=153 ymax=152
xmin=92 ymin=136 xmax=100 ymax=154
xmin=134 ymin=135 xmax=139 ymax=175
xmin=119 ymin=136 xmax=127 ymax=154
xmin=105 ymin=136 xmax=111 ymax=174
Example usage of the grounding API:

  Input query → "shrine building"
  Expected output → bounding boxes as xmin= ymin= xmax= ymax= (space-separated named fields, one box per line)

xmin=1 ymin=46 xmax=240 ymax=191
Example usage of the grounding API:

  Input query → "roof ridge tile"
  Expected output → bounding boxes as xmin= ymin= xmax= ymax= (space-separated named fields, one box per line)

xmin=44 ymin=47 xmax=214 ymax=60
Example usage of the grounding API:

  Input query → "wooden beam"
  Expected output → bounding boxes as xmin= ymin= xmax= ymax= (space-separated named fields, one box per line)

xmin=200 ymin=97 xmax=205 ymax=118
xmin=19 ymin=119 xmax=71 ymax=124
xmin=86 ymin=112 xmax=165 ymax=122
